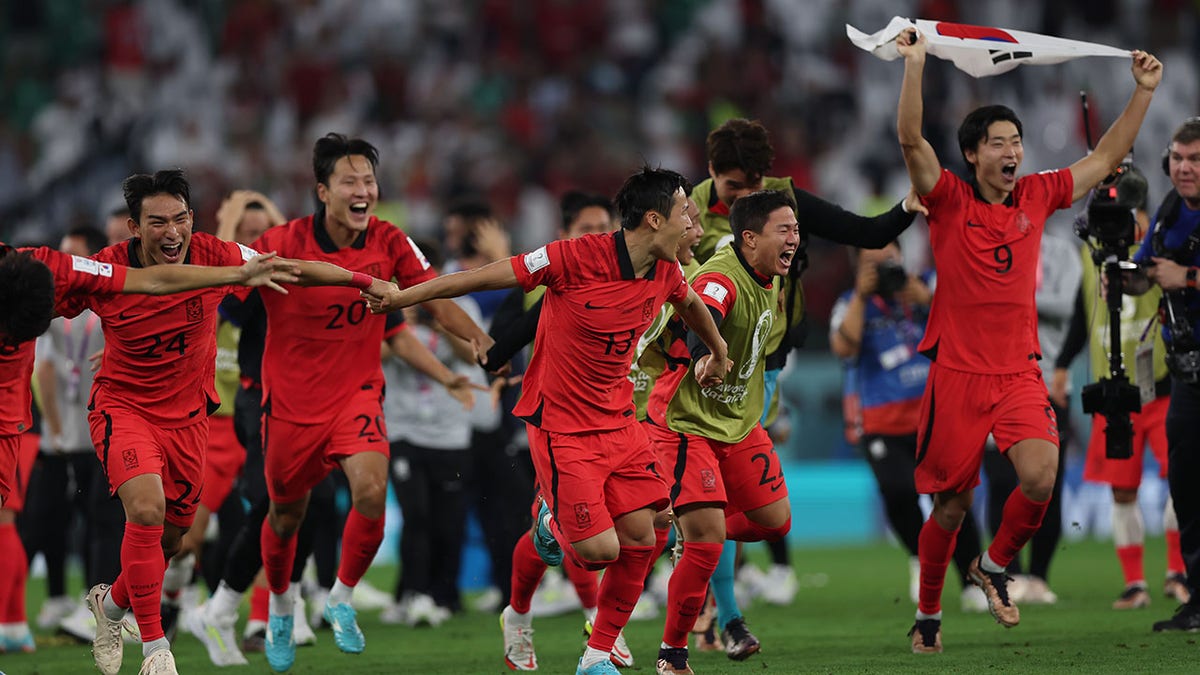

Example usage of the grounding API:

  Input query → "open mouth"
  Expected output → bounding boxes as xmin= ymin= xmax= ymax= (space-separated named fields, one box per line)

xmin=161 ymin=242 xmax=183 ymax=261
xmin=1001 ymin=163 xmax=1017 ymax=180
xmin=779 ymin=248 xmax=795 ymax=269
xmin=349 ymin=202 xmax=369 ymax=216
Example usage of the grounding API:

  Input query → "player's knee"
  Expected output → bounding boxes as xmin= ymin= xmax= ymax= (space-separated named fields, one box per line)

xmin=574 ymin=540 xmax=620 ymax=567
xmin=761 ymin=516 xmax=791 ymax=542
xmin=124 ymin=496 xmax=165 ymax=526
xmin=268 ymin=509 xmax=303 ymax=537
xmin=351 ymin=481 xmax=387 ymax=519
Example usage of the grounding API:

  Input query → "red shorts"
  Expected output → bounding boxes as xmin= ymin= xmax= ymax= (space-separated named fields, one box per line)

xmin=1083 ymin=395 xmax=1170 ymax=490
xmin=0 ymin=434 xmax=39 ymax=512
xmin=527 ymin=423 xmax=668 ymax=544
xmin=263 ymin=387 xmax=386 ymax=503
xmin=915 ymin=363 xmax=1057 ymax=494
xmin=201 ymin=415 xmax=246 ymax=511
xmin=646 ymin=422 xmax=788 ymax=514
xmin=89 ymin=407 xmax=208 ymax=528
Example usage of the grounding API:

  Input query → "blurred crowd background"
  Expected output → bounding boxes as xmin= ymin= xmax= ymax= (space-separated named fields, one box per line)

xmin=1 ymin=0 xmax=1198 ymax=494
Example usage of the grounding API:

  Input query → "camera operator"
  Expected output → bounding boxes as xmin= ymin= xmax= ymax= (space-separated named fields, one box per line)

xmin=1124 ymin=119 xmax=1200 ymax=631
xmin=831 ymin=242 xmax=987 ymax=612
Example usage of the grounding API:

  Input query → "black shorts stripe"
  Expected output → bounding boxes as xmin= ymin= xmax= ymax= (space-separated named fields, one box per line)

xmin=547 ymin=434 xmax=560 ymax=524
xmin=100 ymin=410 xmax=114 ymax=491
xmin=670 ymin=432 xmax=688 ymax=505
xmin=915 ymin=380 xmax=935 ymax=468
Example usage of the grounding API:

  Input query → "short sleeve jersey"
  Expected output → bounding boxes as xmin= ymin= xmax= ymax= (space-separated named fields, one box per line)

xmin=0 ymin=245 xmax=127 ymax=435
xmin=58 ymin=233 xmax=252 ymax=428
xmin=253 ymin=213 xmax=435 ymax=423
xmin=919 ymin=168 xmax=1074 ymax=373
xmin=510 ymin=231 xmax=688 ymax=434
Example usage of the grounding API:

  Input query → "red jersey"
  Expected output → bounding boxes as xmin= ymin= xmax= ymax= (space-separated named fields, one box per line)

xmin=58 ymin=234 xmax=254 ymax=428
xmin=511 ymin=231 xmax=689 ymax=434
xmin=0 ymin=246 xmax=127 ymax=435
xmin=919 ymin=169 xmax=1073 ymax=374
xmin=253 ymin=213 xmax=435 ymax=423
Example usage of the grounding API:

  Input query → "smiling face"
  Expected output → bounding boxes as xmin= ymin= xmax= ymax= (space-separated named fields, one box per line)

xmin=653 ymin=188 xmax=692 ymax=262
xmin=965 ymin=121 xmax=1023 ymax=200
xmin=317 ymin=155 xmax=378 ymax=235
xmin=676 ymin=198 xmax=703 ymax=265
xmin=130 ymin=193 xmax=193 ymax=266
xmin=744 ymin=206 xmax=799 ymax=277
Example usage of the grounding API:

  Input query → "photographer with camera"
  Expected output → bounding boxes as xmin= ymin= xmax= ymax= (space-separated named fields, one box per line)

xmin=1055 ymin=164 xmax=1187 ymax=611
xmin=831 ymin=242 xmax=988 ymax=614
xmin=1124 ymin=119 xmax=1200 ymax=631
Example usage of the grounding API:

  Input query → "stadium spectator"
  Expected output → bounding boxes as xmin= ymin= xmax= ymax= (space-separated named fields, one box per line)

xmin=893 ymin=27 xmax=1160 ymax=652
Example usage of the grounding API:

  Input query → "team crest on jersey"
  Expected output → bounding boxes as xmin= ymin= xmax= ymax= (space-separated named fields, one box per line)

xmin=122 ymin=448 xmax=139 ymax=471
xmin=1015 ymin=211 xmax=1031 ymax=234
xmin=186 ymin=297 xmax=203 ymax=322
xmin=641 ymin=298 xmax=654 ymax=321
xmin=574 ymin=502 xmax=592 ymax=528
xmin=701 ymin=469 xmax=717 ymax=492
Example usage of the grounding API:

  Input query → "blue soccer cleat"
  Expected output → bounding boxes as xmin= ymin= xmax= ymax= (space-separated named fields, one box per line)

xmin=532 ymin=498 xmax=563 ymax=566
xmin=576 ymin=655 xmax=621 ymax=674
xmin=323 ymin=601 xmax=365 ymax=654
xmin=264 ymin=613 xmax=296 ymax=672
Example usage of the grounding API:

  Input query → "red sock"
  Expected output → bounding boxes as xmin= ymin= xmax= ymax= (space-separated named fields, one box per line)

xmin=987 ymin=489 xmax=1049 ymax=569
xmin=110 ymin=574 xmax=130 ymax=609
xmin=1166 ymin=529 xmax=1186 ymax=575
xmin=724 ymin=512 xmax=790 ymax=542
xmin=260 ymin=518 xmax=297 ymax=595
xmin=0 ymin=523 xmax=27 ymax=622
xmin=662 ymin=541 xmax=723 ymax=647
xmin=564 ymin=558 xmax=598 ymax=610
xmin=509 ymin=534 xmax=548 ymax=614
xmin=917 ymin=518 xmax=959 ymax=616
xmin=652 ymin=526 xmax=670 ymax=561
xmin=336 ymin=508 xmax=384 ymax=587
xmin=250 ymin=586 xmax=270 ymax=623
xmin=120 ymin=522 xmax=166 ymax=642
xmin=546 ymin=514 xmax=612 ymax=571
xmin=1115 ymin=544 xmax=1145 ymax=586
xmin=588 ymin=545 xmax=653 ymax=653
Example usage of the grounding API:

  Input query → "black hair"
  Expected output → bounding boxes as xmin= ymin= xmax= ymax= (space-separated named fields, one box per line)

xmin=730 ymin=190 xmax=797 ymax=247
xmin=957 ymin=105 xmax=1024 ymax=166
xmin=408 ymin=237 xmax=444 ymax=271
xmin=65 ymin=225 xmax=108 ymax=255
xmin=559 ymin=191 xmax=614 ymax=230
xmin=707 ymin=119 xmax=775 ymax=181
xmin=613 ymin=166 xmax=691 ymax=231
xmin=445 ymin=197 xmax=493 ymax=222
xmin=122 ymin=169 xmax=192 ymax=223
xmin=313 ymin=132 xmax=380 ymax=185
xmin=0 ymin=250 xmax=56 ymax=347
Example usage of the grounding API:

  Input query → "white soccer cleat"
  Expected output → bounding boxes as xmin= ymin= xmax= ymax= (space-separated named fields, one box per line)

xmin=501 ymin=605 xmax=538 ymax=671
xmin=760 ymin=564 xmax=799 ymax=605
xmin=37 ymin=595 xmax=77 ymax=630
xmin=137 ymin=648 xmax=179 ymax=675
xmin=185 ymin=601 xmax=249 ymax=667
xmin=86 ymin=584 xmax=127 ymax=675
xmin=293 ymin=594 xmax=317 ymax=646
xmin=961 ymin=585 xmax=990 ymax=613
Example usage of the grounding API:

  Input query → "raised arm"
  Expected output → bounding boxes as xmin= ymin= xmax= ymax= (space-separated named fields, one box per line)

xmin=121 ymin=252 xmax=299 ymax=295
xmin=1068 ymin=51 xmax=1162 ymax=202
xmin=363 ymin=258 xmax=519 ymax=313
xmin=896 ymin=28 xmax=941 ymax=196
xmin=800 ymin=188 xmax=925 ymax=248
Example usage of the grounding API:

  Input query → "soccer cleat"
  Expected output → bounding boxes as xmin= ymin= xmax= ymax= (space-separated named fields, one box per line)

xmin=501 ymin=605 xmax=538 ymax=671
xmin=721 ymin=616 xmax=761 ymax=661
xmin=1017 ymin=576 xmax=1058 ymax=605
xmin=655 ymin=646 xmax=694 ymax=675
xmin=323 ymin=601 xmax=365 ymax=654
xmin=532 ymin=497 xmax=563 ymax=566
xmin=967 ymin=555 xmax=1020 ymax=627
xmin=583 ymin=618 xmax=634 ymax=667
xmin=87 ymin=583 xmax=128 ymax=675
xmin=293 ymin=594 xmax=317 ymax=646
xmin=138 ymin=648 xmax=179 ymax=675
xmin=160 ymin=598 xmax=181 ymax=642
xmin=576 ymin=656 xmax=621 ymax=674
xmin=960 ymin=585 xmax=989 ymax=613
xmin=759 ymin=564 xmax=798 ymax=605
xmin=1165 ymin=573 xmax=1192 ymax=604
xmin=692 ymin=592 xmax=722 ymax=651
xmin=1113 ymin=583 xmax=1151 ymax=610
xmin=1152 ymin=603 xmax=1200 ymax=632
xmin=58 ymin=600 xmax=97 ymax=643
xmin=186 ymin=601 xmax=249 ymax=666
xmin=908 ymin=618 xmax=943 ymax=654
xmin=37 ymin=595 xmax=77 ymax=630
xmin=1 ymin=626 xmax=35 ymax=653
xmin=265 ymin=613 xmax=296 ymax=673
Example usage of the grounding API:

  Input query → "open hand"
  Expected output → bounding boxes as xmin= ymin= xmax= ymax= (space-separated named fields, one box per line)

xmin=239 ymin=252 xmax=300 ymax=293
xmin=362 ymin=281 xmax=407 ymax=313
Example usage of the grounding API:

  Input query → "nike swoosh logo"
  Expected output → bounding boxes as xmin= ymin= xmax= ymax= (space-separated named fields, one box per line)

xmin=117 ymin=310 xmax=140 ymax=320
xmin=584 ymin=301 xmax=606 ymax=310
xmin=966 ymin=221 xmax=985 ymax=229
xmin=133 ymin=590 xmax=156 ymax=599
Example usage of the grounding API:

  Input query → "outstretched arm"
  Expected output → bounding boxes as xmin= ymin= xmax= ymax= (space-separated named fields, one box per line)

xmin=671 ymin=287 xmax=731 ymax=388
xmin=800 ymin=188 xmax=926 ymax=248
xmin=1068 ymin=51 xmax=1162 ymax=202
xmin=121 ymin=252 xmax=299 ymax=295
xmin=363 ymin=258 xmax=519 ymax=313
xmin=896 ymin=28 xmax=941 ymax=196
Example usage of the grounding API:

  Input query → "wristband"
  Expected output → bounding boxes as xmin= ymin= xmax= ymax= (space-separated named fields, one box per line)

xmin=349 ymin=272 xmax=373 ymax=289
xmin=1187 ymin=266 xmax=1198 ymax=289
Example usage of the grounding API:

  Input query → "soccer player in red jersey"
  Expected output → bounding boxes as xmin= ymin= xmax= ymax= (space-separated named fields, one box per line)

xmin=894 ymin=27 xmax=1161 ymax=652
xmin=250 ymin=133 xmax=491 ymax=672
xmin=365 ymin=167 xmax=730 ymax=675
